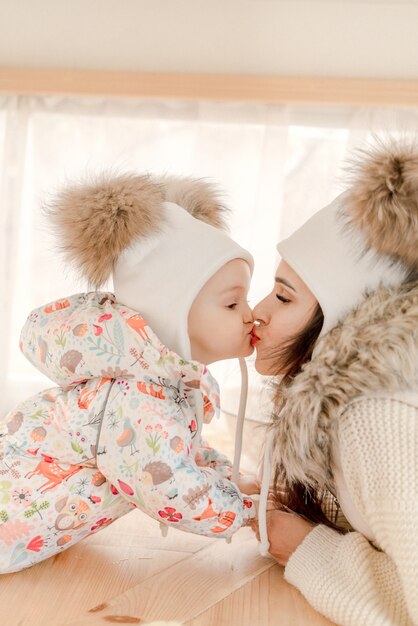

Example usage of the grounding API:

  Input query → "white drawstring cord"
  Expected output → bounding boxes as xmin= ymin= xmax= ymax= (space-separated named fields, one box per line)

xmin=225 ymin=357 xmax=249 ymax=545
xmin=225 ymin=359 xmax=248 ymax=543
xmin=258 ymin=430 xmax=274 ymax=556
xmin=231 ymin=357 xmax=248 ymax=484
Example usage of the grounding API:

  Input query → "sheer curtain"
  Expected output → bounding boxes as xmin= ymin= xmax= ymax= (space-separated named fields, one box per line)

xmin=1 ymin=94 xmax=417 ymax=417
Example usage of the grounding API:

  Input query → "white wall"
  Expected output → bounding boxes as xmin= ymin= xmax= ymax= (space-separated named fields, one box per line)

xmin=0 ymin=0 xmax=417 ymax=79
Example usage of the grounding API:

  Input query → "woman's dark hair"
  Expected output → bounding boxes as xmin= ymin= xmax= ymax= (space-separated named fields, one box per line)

xmin=268 ymin=303 xmax=346 ymax=531
xmin=271 ymin=302 xmax=324 ymax=384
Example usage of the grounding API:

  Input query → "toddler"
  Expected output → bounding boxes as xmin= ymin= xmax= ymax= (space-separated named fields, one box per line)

xmin=0 ymin=174 xmax=257 ymax=573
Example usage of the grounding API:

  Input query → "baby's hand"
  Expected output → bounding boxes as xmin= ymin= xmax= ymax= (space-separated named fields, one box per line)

xmin=236 ymin=474 xmax=261 ymax=495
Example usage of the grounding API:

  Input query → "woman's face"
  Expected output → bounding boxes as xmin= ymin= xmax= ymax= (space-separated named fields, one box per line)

xmin=251 ymin=260 xmax=318 ymax=375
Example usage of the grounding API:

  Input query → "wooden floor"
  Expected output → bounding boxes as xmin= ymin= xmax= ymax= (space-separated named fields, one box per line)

xmin=0 ymin=417 xmax=336 ymax=626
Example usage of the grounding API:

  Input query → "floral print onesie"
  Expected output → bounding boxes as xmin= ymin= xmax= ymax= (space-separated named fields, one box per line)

xmin=0 ymin=292 xmax=255 ymax=573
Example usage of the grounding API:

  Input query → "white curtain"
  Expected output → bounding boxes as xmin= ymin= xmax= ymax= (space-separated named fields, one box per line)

xmin=1 ymin=94 xmax=417 ymax=417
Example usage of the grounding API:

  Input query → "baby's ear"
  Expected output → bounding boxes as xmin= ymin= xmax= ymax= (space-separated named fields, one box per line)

xmin=55 ymin=496 xmax=68 ymax=512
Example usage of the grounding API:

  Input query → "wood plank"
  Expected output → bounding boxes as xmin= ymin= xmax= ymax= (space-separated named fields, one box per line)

xmin=1 ymin=67 xmax=418 ymax=106
xmin=185 ymin=565 xmax=336 ymax=626
xmin=63 ymin=528 xmax=275 ymax=625
xmin=0 ymin=510 xmax=211 ymax=626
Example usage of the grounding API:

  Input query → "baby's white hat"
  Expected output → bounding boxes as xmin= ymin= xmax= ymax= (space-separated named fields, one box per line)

xmin=113 ymin=200 xmax=253 ymax=358
xmin=276 ymin=140 xmax=418 ymax=335
xmin=45 ymin=174 xmax=253 ymax=358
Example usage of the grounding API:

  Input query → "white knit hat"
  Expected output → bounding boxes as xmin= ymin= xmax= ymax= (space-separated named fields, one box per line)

xmin=45 ymin=173 xmax=253 ymax=359
xmin=277 ymin=192 xmax=407 ymax=336
xmin=114 ymin=200 xmax=253 ymax=358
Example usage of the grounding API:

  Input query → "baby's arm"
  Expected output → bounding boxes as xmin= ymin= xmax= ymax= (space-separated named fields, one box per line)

xmin=195 ymin=441 xmax=260 ymax=494
xmin=96 ymin=394 xmax=256 ymax=538
xmin=20 ymin=292 xmax=153 ymax=387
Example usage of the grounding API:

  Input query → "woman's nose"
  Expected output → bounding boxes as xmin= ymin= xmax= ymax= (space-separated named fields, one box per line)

xmin=252 ymin=299 xmax=269 ymax=325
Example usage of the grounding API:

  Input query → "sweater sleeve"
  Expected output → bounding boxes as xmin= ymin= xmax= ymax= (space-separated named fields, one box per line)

xmin=284 ymin=396 xmax=418 ymax=626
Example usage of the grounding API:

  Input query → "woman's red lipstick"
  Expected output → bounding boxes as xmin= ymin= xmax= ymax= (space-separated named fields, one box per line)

xmin=250 ymin=329 xmax=260 ymax=346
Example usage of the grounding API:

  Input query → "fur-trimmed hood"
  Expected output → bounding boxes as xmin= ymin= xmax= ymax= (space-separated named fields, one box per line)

xmin=271 ymin=138 xmax=418 ymax=490
xmin=271 ymin=280 xmax=418 ymax=489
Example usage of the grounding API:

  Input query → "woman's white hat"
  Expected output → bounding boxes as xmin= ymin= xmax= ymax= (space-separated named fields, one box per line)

xmin=277 ymin=140 xmax=418 ymax=335
xmin=277 ymin=192 xmax=406 ymax=336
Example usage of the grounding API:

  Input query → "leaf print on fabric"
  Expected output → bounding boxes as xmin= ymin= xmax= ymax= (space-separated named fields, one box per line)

xmin=119 ymin=457 xmax=140 ymax=479
xmin=0 ymin=519 xmax=35 ymax=545
xmin=145 ymin=431 xmax=161 ymax=455
xmin=113 ymin=319 xmax=125 ymax=353
xmin=9 ymin=542 xmax=28 ymax=568
xmin=182 ymin=484 xmax=211 ymax=510
xmin=71 ymin=440 xmax=84 ymax=455
xmin=0 ymin=481 xmax=12 ymax=504
xmin=129 ymin=348 xmax=149 ymax=370
xmin=0 ymin=458 xmax=21 ymax=480
xmin=24 ymin=500 xmax=50 ymax=520
xmin=100 ymin=366 xmax=134 ymax=379
xmin=87 ymin=336 xmax=122 ymax=364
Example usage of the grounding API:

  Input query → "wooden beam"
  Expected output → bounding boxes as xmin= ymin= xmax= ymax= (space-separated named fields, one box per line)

xmin=1 ymin=67 xmax=418 ymax=106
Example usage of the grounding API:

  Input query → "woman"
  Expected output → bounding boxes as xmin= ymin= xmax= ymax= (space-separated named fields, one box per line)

xmin=251 ymin=140 xmax=418 ymax=626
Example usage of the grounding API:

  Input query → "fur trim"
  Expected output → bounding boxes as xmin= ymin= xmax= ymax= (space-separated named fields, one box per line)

xmin=161 ymin=175 xmax=229 ymax=230
xmin=344 ymin=138 xmax=418 ymax=270
xmin=45 ymin=174 xmax=228 ymax=287
xmin=271 ymin=281 xmax=418 ymax=489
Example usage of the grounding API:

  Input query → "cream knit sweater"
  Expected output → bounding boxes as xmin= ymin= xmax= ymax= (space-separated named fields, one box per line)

xmin=285 ymin=395 xmax=418 ymax=626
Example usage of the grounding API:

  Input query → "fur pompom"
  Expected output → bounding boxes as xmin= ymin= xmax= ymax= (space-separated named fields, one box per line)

xmin=45 ymin=173 xmax=228 ymax=287
xmin=344 ymin=138 xmax=418 ymax=270
xmin=45 ymin=174 xmax=164 ymax=287
xmin=161 ymin=175 xmax=229 ymax=230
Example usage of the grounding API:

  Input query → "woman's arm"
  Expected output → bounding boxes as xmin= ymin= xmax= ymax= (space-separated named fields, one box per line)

xmin=281 ymin=397 xmax=418 ymax=626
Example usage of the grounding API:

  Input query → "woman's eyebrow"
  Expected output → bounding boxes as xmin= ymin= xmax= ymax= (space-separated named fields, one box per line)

xmin=222 ymin=285 xmax=245 ymax=294
xmin=275 ymin=277 xmax=296 ymax=292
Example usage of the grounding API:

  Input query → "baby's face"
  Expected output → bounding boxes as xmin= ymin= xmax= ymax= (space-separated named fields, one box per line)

xmin=188 ymin=259 xmax=254 ymax=364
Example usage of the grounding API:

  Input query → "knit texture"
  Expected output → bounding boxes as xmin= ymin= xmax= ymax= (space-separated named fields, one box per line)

xmin=285 ymin=396 xmax=418 ymax=626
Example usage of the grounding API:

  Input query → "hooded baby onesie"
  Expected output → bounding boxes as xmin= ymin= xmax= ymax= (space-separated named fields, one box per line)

xmin=0 ymin=175 xmax=255 ymax=573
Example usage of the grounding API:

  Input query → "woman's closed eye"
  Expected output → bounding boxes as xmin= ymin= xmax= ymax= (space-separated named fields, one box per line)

xmin=276 ymin=294 xmax=290 ymax=304
xmin=227 ymin=303 xmax=238 ymax=309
